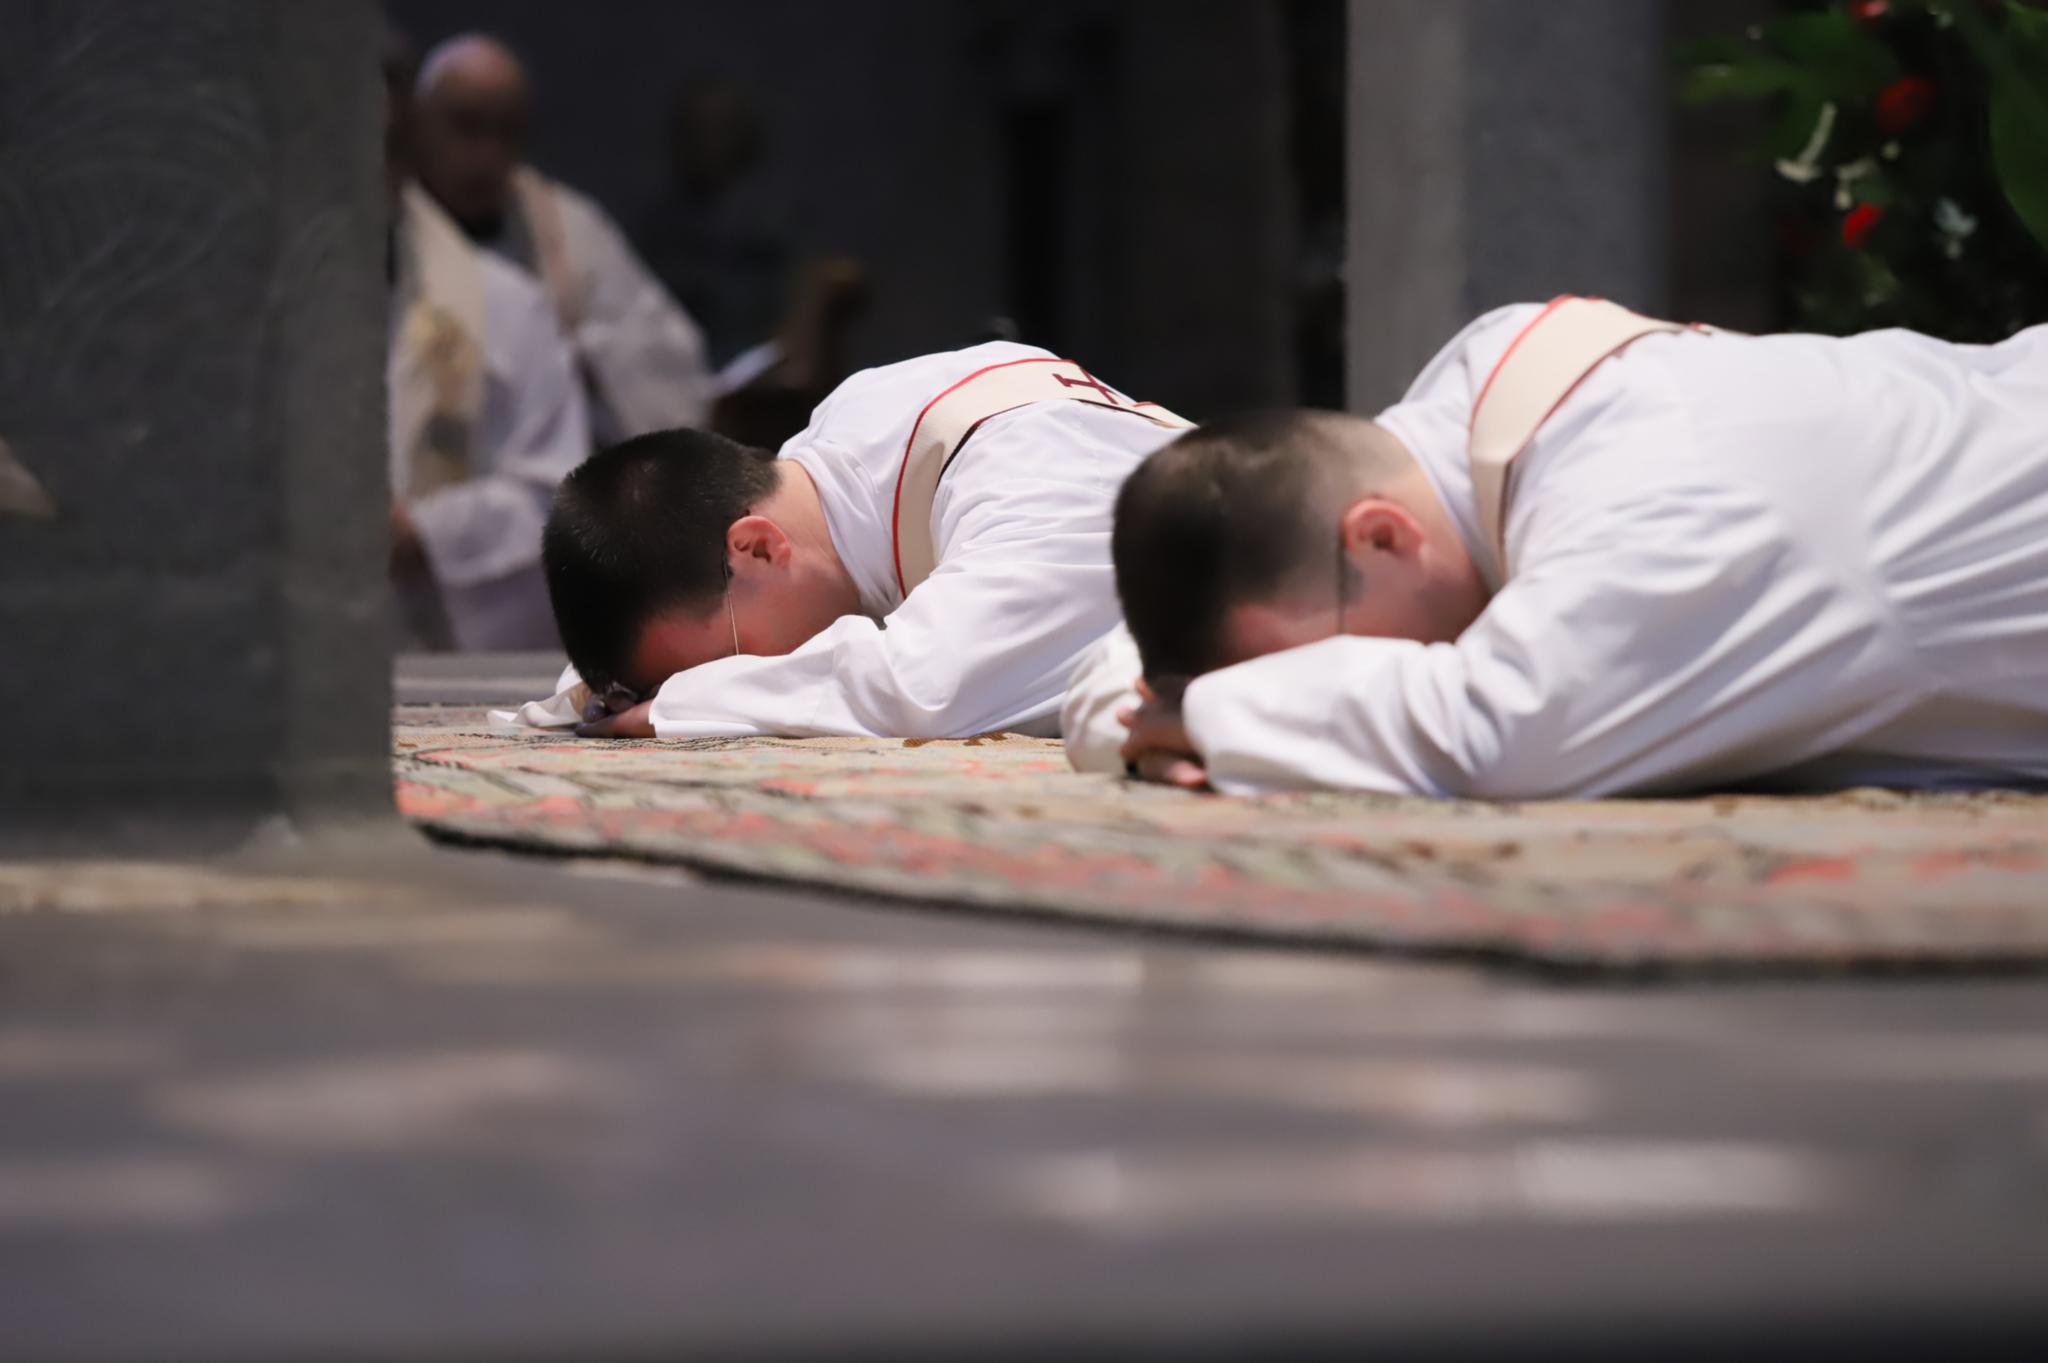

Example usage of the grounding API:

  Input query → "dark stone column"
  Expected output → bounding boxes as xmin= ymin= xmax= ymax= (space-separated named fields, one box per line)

xmin=0 ymin=1 xmax=390 ymax=835
xmin=1347 ymin=0 xmax=1672 ymax=410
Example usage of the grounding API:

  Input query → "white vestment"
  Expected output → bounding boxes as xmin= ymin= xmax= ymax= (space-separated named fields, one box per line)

xmin=497 ymin=168 xmax=716 ymax=446
xmin=1066 ymin=303 xmax=2048 ymax=797
xmin=389 ymin=189 xmax=592 ymax=651
xmin=510 ymin=342 xmax=1183 ymax=738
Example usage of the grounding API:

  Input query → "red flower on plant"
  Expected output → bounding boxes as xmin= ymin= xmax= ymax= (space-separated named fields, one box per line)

xmin=1842 ymin=203 xmax=1885 ymax=249
xmin=1874 ymin=75 xmax=1937 ymax=134
xmin=1849 ymin=0 xmax=1890 ymax=23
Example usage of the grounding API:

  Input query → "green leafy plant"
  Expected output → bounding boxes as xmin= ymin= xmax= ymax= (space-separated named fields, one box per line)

xmin=1681 ymin=0 xmax=2048 ymax=340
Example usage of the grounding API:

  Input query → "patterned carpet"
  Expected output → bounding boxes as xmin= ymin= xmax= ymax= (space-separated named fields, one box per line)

xmin=395 ymin=726 xmax=2048 ymax=972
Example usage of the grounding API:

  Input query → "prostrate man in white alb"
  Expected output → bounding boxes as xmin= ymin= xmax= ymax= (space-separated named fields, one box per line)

xmin=385 ymin=30 xmax=590 ymax=651
xmin=512 ymin=343 xmax=1189 ymax=739
xmin=413 ymin=33 xmax=717 ymax=445
xmin=1075 ymin=297 xmax=2048 ymax=797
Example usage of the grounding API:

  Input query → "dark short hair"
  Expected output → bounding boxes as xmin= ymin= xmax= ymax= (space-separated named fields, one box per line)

xmin=1112 ymin=411 xmax=1348 ymax=681
xmin=542 ymin=428 xmax=779 ymax=689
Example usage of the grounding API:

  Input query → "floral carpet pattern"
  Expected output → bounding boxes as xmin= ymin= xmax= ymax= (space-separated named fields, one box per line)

xmin=395 ymin=726 xmax=2048 ymax=971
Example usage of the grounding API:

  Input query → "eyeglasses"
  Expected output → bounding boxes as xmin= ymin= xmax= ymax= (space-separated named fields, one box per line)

xmin=595 ymin=680 xmax=645 ymax=717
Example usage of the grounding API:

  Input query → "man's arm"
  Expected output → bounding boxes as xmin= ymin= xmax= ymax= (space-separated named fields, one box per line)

xmin=640 ymin=531 xmax=1122 ymax=739
xmin=1178 ymin=496 xmax=1913 ymax=799
xmin=1061 ymin=624 xmax=1144 ymax=773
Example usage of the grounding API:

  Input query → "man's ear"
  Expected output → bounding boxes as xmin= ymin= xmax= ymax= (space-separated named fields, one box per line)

xmin=1338 ymin=496 xmax=1424 ymax=562
xmin=727 ymin=514 xmax=792 ymax=571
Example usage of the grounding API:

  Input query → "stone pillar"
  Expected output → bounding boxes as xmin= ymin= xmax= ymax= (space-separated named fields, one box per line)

xmin=0 ymin=1 xmax=390 ymax=835
xmin=1346 ymin=0 xmax=1672 ymax=410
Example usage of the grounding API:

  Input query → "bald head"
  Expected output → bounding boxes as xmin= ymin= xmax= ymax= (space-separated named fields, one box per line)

xmin=411 ymin=33 xmax=531 ymax=230
xmin=418 ymin=33 xmax=528 ymax=104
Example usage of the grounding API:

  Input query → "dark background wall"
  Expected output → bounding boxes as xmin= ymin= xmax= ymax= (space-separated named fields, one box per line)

xmin=1670 ymin=0 xmax=1780 ymax=335
xmin=390 ymin=0 xmax=1310 ymax=417
xmin=389 ymin=0 xmax=1777 ymax=420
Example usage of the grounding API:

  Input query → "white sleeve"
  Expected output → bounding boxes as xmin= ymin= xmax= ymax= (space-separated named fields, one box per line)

xmin=491 ymin=660 xmax=591 ymax=730
xmin=648 ymin=422 xmax=1135 ymax=739
xmin=1182 ymin=491 xmax=1915 ymax=799
xmin=565 ymin=195 xmax=716 ymax=436
xmin=648 ymin=537 xmax=1122 ymax=740
xmin=409 ymin=275 xmax=591 ymax=590
xmin=1062 ymin=624 xmax=1143 ymax=773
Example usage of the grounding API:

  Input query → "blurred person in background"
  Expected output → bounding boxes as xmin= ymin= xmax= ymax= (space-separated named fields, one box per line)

xmin=638 ymin=74 xmax=871 ymax=449
xmin=386 ymin=27 xmax=591 ymax=650
xmin=639 ymin=76 xmax=788 ymax=373
xmin=412 ymin=33 xmax=717 ymax=446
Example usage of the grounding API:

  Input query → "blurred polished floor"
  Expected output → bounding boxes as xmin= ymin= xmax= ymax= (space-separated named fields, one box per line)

xmin=394 ymin=651 xmax=568 ymax=707
xmin=1 ymin=657 xmax=2046 ymax=1361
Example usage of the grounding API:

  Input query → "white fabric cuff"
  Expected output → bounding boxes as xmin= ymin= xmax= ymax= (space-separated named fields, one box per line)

xmin=488 ymin=679 xmax=590 ymax=731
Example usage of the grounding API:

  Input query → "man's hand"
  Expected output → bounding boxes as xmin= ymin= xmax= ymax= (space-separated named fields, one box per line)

xmin=576 ymin=699 xmax=654 ymax=739
xmin=1118 ymin=679 xmax=1209 ymax=790
xmin=390 ymin=499 xmax=427 ymax=578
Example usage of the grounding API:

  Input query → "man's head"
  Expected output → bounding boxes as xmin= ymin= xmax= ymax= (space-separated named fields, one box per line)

xmin=1112 ymin=411 xmax=1489 ymax=684
xmin=412 ymin=33 xmax=530 ymax=232
xmin=543 ymin=430 xmax=860 ymax=697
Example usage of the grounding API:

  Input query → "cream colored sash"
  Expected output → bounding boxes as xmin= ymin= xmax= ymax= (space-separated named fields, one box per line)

xmin=512 ymin=167 xmax=584 ymax=337
xmin=891 ymin=358 xmax=1191 ymax=594
xmin=391 ymin=184 xmax=486 ymax=499
xmin=1468 ymin=296 xmax=1707 ymax=582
